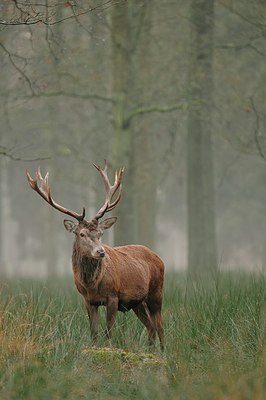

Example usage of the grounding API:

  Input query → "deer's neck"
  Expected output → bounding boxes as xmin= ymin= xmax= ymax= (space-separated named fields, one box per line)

xmin=72 ymin=247 xmax=102 ymax=283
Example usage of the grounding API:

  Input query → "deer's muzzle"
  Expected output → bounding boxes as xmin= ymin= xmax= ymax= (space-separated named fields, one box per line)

xmin=97 ymin=249 xmax=105 ymax=258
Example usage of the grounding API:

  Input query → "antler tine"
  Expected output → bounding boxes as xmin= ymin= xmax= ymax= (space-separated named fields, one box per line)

xmin=26 ymin=167 xmax=85 ymax=222
xmin=107 ymin=184 xmax=123 ymax=211
xmin=93 ymin=160 xmax=110 ymax=194
xmin=108 ymin=167 xmax=124 ymax=209
xmin=93 ymin=161 xmax=124 ymax=220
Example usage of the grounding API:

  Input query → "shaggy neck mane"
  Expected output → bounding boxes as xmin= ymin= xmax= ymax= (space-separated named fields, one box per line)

xmin=72 ymin=245 xmax=102 ymax=283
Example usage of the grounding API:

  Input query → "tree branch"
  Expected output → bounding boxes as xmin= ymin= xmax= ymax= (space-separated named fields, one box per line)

xmin=250 ymin=96 xmax=266 ymax=162
xmin=0 ymin=0 xmax=116 ymax=26
xmin=220 ymin=1 xmax=266 ymax=30
xmin=0 ymin=90 xmax=114 ymax=103
xmin=0 ymin=145 xmax=50 ymax=161
xmin=0 ymin=43 xmax=36 ymax=95
xmin=123 ymin=101 xmax=191 ymax=128
xmin=216 ymin=33 xmax=266 ymax=57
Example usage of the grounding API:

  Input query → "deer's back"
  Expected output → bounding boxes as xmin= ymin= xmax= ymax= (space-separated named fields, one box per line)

xmin=103 ymin=244 xmax=164 ymax=300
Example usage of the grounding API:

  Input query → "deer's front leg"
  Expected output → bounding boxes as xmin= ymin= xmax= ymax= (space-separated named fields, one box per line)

xmin=84 ymin=299 xmax=98 ymax=345
xmin=105 ymin=297 xmax=118 ymax=341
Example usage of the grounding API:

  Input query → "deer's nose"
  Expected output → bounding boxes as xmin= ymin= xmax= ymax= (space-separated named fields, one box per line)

xmin=97 ymin=249 xmax=105 ymax=258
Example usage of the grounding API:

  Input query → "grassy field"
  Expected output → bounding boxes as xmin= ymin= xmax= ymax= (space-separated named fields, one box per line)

xmin=0 ymin=271 xmax=265 ymax=399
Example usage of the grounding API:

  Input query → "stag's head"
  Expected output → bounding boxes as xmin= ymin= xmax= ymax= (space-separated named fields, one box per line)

xmin=26 ymin=161 xmax=124 ymax=259
xmin=63 ymin=218 xmax=117 ymax=259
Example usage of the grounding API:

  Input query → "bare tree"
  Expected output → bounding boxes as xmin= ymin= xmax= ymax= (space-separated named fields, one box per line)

xmin=0 ymin=1 xmax=114 ymax=27
xmin=187 ymin=0 xmax=217 ymax=275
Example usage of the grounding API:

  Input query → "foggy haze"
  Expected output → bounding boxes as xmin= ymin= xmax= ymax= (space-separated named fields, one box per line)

xmin=0 ymin=0 xmax=265 ymax=278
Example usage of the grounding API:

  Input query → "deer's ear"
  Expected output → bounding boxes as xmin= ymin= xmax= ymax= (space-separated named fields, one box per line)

xmin=64 ymin=219 xmax=77 ymax=233
xmin=99 ymin=217 xmax=117 ymax=230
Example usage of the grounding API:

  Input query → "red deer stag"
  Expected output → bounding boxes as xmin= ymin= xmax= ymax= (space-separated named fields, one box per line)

xmin=26 ymin=161 xmax=164 ymax=349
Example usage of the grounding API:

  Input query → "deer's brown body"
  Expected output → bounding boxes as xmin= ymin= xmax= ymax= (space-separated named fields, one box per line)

xmin=26 ymin=161 xmax=164 ymax=348
xmin=72 ymin=241 xmax=164 ymax=345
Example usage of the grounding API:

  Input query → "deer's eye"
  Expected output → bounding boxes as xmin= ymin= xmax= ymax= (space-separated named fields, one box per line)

xmin=80 ymin=233 xmax=85 ymax=238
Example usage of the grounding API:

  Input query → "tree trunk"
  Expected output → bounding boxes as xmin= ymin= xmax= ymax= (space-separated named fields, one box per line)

xmin=133 ymin=128 xmax=155 ymax=248
xmin=132 ymin=3 xmax=156 ymax=250
xmin=187 ymin=0 xmax=217 ymax=275
xmin=0 ymin=157 xmax=6 ymax=278
xmin=42 ymin=3 xmax=63 ymax=275
xmin=111 ymin=2 xmax=135 ymax=246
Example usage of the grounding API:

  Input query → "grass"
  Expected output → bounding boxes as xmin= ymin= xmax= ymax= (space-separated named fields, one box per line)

xmin=0 ymin=271 xmax=265 ymax=399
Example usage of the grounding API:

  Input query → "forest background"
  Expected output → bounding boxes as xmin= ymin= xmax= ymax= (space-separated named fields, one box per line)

xmin=0 ymin=0 xmax=265 ymax=278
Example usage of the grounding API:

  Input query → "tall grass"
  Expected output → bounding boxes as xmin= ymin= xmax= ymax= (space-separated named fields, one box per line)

xmin=0 ymin=272 xmax=265 ymax=399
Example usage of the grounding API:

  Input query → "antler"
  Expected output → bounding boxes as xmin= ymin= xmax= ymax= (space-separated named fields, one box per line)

xmin=93 ymin=160 xmax=124 ymax=220
xmin=26 ymin=167 xmax=85 ymax=222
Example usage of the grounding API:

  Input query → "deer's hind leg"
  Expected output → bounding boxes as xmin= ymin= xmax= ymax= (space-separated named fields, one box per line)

xmin=151 ymin=310 xmax=164 ymax=350
xmin=133 ymin=301 xmax=156 ymax=347
xmin=146 ymin=298 xmax=164 ymax=350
